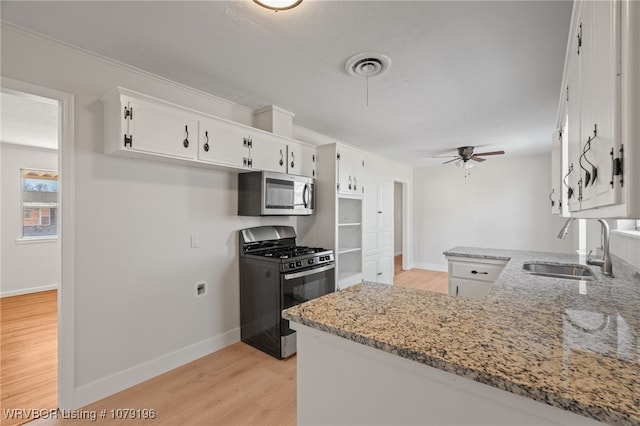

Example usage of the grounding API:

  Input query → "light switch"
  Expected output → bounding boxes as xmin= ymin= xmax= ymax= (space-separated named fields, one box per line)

xmin=190 ymin=234 xmax=199 ymax=248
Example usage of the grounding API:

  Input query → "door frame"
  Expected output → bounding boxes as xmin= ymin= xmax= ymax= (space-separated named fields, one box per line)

xmin=1 ymin=77 xmax=76 ymax=410
xmin=393 ymin=179 xmax=411 ymax=272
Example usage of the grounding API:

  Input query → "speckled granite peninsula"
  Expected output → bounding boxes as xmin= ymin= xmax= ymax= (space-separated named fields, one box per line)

xmin=283 ymin=247 xmax=640 ymax=425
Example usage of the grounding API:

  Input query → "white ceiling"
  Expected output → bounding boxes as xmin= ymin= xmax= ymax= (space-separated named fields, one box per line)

xmin=0 ymin=1 xmax=572 ymax=166
xmin=1 ymin=91 xmax=59 ymax=150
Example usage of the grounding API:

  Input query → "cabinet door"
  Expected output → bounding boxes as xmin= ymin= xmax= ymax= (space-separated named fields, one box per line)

xmin=449 ymin=278 xmax=491 ymax=300
xmin=363 ymin=257 xmax=378 ymax=282
xmin=250 ymin=131 xmax=288 ymax=173
xmin=126 ymin=96 xmax=197 ymax=160
xmin=198 ymin=116 xmax=249 ymax=169
xmin=580 ymin=0 xmax=620 ymax=209
xmin=337 ymin=146 xmax=365 ymax=196
xmin=377 ymin=254 xmax=393 ymax=285
xmin=566 ymin=15 xmax=583 ymax=213
xmin=364 ymin=177 xmax=393 ymax=255
xmin=551 ymin=129 xmax=562 ymax=215
xmin=288 ymin=142 xmax=316 ymax=178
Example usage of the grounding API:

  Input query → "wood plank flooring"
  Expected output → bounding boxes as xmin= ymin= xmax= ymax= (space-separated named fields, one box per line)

xmin=393 ymin=255 xmax=448 ymax=294
xmin=1 ymin=290 xmax=57 ymax=426
xmin=2 ymin=257 xmax=447 ymax=426
xmin=31 ymin=342 xmax=296 ymax=426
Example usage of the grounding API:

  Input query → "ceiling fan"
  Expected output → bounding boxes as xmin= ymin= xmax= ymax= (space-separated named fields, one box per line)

xmin=438 ymin=146 xmax=506 ymax=165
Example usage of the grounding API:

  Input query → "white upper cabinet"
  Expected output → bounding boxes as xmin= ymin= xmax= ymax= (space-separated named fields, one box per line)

xmin=249 ymin=131 xmax=288 ymax=174
xmin=287 ymin=140 xmax=316 ymax=178
xmin=337 ymin=145 xmax=365 ymax=196
xmin=103 ymin=87 xmax=319 ymax=178
xmin=198 ymin=115 xmax=250 ymax=169
xmin=103 ymin=88 xmax=198 ymax=160
xmin=555 ymin=0 xmax=640 ymax=218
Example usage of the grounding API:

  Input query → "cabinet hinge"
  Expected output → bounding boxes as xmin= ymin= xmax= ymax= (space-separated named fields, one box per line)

xmin=566 ymin=85 xmax=569 ymax=102
xmin=124 ymin=106 xmax=133 ymax=120
xmin=124 ymin=134 xmax=132 ymax=148
xmin=337 ymin=182 xmax=340 ymax=190
xmin=610 ymin=145 xmax=624 ymax=188
xmin=337 ymin=152 xmax=341 ymax=161
xmin=312 ymin=154 xmax=315 ymax=162
xmin=243 ymin=137 xmax=253 ymax=148
xmin=577 ymin=23 xmax=582 ymax=55
xmin=312 ymin=169 xmax=315 ymax=177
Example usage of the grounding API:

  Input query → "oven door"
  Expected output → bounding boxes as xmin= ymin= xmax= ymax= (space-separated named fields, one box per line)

xmin=280 ymin=263 xmax=335 ymax=357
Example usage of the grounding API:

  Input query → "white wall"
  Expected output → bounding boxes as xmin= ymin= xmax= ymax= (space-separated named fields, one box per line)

xmin=611 ymin=232 xmax=640 ymax=268
xmin=1 ymin=24 xmax=296 ymax=406
xmin=1 ymin=143 xmax=59 ymax=296
xmin=412 ymin=154 xmax=576 ymax=270
xmin=394 ymin=181 xmax=402 ymax=255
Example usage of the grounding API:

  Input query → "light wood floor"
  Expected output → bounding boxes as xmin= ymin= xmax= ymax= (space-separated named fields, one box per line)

xmin=1 ymin=290 xmax=58 ymax=426
xmin=3 ymin=258 xmax=446 ymax=426
xmin=31 ymin=342 xmax=296 ymax=426
xmin=393 ymin=255 xmax=448 ymax=294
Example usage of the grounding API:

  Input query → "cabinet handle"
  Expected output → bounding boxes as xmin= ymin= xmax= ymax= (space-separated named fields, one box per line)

xmin=549 ymin=189 xmax=555 ymax=207
xmin=353 ymin=177 xmax=357 ymax=190
xmin=563 ymin=164 xmax=574 ymax=200
xmin=471 ymin=270 xmax=488 ymax=275
xmin=290 ymin=152 xmax=295 ymax=169
xmin=377 ymin=272 xmax=382 ymax=276
xmin=455 ymin=286 xmax=459 ymax=296
xmin=279 ymin=149 xmax=284 ymax=166
xmin=203 ymin=131 xmax=210 ymax=152
xmin=183 ymin=125 xmax=189 ymax=148
xmin=348 ymin=176 xmax=352 ymax=190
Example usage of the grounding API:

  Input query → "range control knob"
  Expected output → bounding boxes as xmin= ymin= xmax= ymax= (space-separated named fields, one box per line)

xmin=319 ymin=256 xmax=325 ymax=261
xmin=289 ymin=262 xmax=295 ymax=268
xmin=308 ymin=259 xmax=314 ymax=264
xmin=296 ymin=261 xmax=302 ymax=267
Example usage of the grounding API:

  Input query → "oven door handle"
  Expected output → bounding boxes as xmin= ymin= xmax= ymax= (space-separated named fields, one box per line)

xmin=284 ymin=263 xmax=335 ymax=280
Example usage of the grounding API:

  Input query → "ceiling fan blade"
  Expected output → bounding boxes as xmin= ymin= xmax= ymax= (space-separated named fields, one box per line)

xmin=471 ymin=156 xmax=486 ymax=162
xmin=442 ymin=158 xmax=460 ymax=164
xmin=473 ymin=150 xmax=505 ymax=156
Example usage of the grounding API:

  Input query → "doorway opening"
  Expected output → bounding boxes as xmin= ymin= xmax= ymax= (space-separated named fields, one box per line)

xmin=1 ymin=88 xmax=60 ymax=424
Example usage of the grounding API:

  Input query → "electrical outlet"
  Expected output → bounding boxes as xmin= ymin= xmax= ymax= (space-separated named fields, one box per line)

xmin=195 ymin=281 xmax=206 ymax=297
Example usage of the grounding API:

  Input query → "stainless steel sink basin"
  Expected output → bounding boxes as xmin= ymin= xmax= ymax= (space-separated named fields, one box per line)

xmin=522 ymin=262 xmax=595 ymax=281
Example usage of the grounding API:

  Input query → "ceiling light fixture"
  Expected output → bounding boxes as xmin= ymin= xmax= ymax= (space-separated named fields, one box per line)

xmin=254 ymin=0 xmax=302 ymax=11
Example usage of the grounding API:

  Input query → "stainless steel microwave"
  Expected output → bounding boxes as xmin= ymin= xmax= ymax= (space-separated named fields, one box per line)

xmin=238 ymin=171 xmax=315 ymax=216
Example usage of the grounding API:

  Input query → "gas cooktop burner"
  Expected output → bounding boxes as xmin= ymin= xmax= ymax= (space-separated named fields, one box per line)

xmin=261 ymin=246 xmax=327 ymax=259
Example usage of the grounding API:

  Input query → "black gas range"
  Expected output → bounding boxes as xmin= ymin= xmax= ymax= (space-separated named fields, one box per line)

xmin=239 ymin=226 xmax=335 ymax=359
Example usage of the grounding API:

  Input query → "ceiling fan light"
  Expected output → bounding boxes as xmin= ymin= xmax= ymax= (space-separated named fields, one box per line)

xmin=254 ymin=0 xmax=303 ymax=11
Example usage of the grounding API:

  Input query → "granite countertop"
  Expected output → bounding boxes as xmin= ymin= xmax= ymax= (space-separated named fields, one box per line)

xmin=283 ymin=247 xmax=640 ymax=425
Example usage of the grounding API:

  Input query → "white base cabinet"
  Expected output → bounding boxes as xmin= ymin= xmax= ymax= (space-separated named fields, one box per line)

xmin=292 ymin=323 xmax=604 ymax=426
xmin=446 ymin=256 xmax=507 ymax=300
xmin=363 ymin=254 xmax=393 ymax=285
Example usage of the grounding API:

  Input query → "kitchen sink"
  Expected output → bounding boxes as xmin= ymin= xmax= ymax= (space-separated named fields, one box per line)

xmin=522 ymin=262 xmax=595 ymax=281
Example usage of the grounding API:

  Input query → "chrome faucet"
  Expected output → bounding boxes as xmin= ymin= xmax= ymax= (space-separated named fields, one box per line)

xmin=557 ymin=218 xmax=613 ymax=277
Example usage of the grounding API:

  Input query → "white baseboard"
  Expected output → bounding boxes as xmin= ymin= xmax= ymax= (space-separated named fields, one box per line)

xmin=72 ymin=328 xmax=240 ymax=409
xmin=411 ymin=263 xmax=448 ymax=272
xmin=0 ymin=284 xmax=58 ymax=298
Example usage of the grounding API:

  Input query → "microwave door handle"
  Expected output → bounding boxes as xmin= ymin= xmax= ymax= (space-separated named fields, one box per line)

xmin=303 ymin=183 xmax=309 ymax=208
xmin=284 ymin=263 xmax=335 ymax=280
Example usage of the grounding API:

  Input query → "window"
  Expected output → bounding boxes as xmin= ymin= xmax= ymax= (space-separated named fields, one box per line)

xmin=21 ymin=169 xmax=58 ymax=238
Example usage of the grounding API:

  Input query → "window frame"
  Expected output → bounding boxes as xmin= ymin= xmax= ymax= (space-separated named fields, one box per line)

xmin=18 ymin=168 xmax=59 ymax=242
